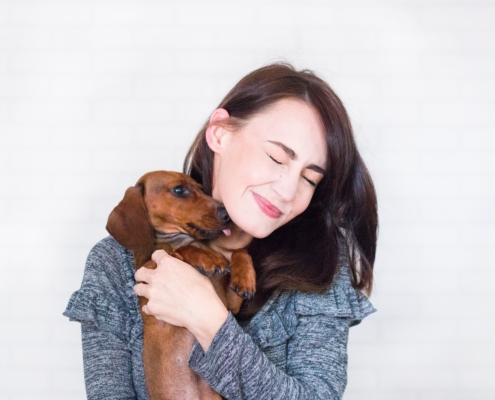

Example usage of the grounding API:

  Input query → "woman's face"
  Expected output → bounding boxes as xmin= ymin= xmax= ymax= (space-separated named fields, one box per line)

xmin=207 ymin=98 xmax=327 ymax=240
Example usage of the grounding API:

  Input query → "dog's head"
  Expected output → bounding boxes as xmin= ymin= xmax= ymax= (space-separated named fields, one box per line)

xmin=106 ymin=170 xmax=230 ymax=252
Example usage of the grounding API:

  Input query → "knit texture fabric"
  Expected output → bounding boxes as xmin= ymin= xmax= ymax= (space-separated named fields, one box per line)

xmin=64 ymin=236 xmax=375 ymax=399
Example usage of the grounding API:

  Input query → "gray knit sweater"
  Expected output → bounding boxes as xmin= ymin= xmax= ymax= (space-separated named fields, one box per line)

xmin=63 ymin=236 xmax=375 ymax=399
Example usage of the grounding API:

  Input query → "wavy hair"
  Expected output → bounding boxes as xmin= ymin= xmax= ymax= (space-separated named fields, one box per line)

xmin=184 ymin=62 xmax=378 ymax=321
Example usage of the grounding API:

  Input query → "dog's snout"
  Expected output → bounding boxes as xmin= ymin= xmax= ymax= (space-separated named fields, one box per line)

xmin=217 ymin=206 xmax=230 ymax=223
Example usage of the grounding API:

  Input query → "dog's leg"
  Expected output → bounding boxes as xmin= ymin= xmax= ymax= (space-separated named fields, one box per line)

xmin=136 ymin=246 xmax=206 ymax=400
xmin=226 ymin=249 xmax=256 ymax=315
xmin=197 ymin=378 xmax=224 ymax=399
xmin=172 ymin=245 xmax=230 ymax=277
xmin=228 ymin=249 xmax=256 ymax=299
xmin=141 ymin=308 xmax=205 ymax=399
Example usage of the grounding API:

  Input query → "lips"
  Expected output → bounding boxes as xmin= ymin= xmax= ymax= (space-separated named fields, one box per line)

xmin=252 ymin=192 xmax=282 ymax=219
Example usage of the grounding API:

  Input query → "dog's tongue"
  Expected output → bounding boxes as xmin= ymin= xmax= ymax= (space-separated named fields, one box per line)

xmin=223 ymin=229 xmax=231 ymax=237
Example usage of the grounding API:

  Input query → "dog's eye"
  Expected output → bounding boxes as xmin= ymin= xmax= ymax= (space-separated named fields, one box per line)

xmin=171 ymin=185 xmax=190 ymax=197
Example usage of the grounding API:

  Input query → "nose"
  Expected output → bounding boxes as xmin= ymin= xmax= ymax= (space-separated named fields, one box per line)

xmin=272 ymin=172 xmax=298 ymax=202
xmin=217 ymin=206 xmax=231 ymax=223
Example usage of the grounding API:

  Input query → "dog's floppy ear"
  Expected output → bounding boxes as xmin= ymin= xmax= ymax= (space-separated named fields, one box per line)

xmin=106 ymin=184 xmax=154 ymax=253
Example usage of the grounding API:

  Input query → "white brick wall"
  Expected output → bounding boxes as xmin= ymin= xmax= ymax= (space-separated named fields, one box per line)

xmin=1 ymin=1 xmax=494 ymax=398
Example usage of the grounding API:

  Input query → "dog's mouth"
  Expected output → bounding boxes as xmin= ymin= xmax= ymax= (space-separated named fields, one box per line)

xmin=186 ymin=223 xmax=230 ymax=240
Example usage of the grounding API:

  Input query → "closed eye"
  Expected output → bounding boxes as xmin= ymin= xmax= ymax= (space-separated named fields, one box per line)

xmin=269 ymin=152 xmax=317 ymax=187
xmin=303 ymin=176 xmax=316 ymax=187
xmin=267 ymin=153 xmax=282 ymax=164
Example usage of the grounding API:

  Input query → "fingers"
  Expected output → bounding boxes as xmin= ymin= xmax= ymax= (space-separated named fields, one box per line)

xmin=134 ymin=265 xmax=152 ymax=283
xmin=134 ymin=254 xmax=163 ymax=283
xmin=133 ymin=282 xmax=149 ymax=298
xmin=151 ymin=249 xmax=169 ymax=264
xmin=134 ymin=250 xmax=171 ymax=297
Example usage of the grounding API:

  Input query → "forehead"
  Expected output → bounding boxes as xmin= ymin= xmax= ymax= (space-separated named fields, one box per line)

xmin=142 ymin=171 xmax=200 ymax=191
xmin=245 ymin=99 xmax=327 ymax=164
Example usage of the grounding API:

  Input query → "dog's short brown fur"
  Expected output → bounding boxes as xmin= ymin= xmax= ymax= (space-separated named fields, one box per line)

xmin=106 ymin=170 xmax=256 ymax=400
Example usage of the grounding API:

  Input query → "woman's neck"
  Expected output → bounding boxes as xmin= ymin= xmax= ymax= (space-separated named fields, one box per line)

xmin=208 ymin=223 xmax=253 ymax=258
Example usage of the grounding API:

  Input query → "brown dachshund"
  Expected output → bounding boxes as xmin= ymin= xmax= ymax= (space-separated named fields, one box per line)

xmin=106 ymin=170 xmax=256 ymax=400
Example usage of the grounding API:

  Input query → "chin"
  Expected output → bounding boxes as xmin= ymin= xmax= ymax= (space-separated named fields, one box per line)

xmin=241 ymin=222 xmax=277 ymax=239
xmin=251 ymin=231 xmax=271 ymax=239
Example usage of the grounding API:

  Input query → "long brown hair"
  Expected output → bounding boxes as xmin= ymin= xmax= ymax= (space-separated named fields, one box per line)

xmin=184 ymin=62 xmax=378 ymax=321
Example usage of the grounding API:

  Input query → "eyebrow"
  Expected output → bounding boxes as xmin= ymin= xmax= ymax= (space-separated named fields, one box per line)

xmin=268 ymin=140 xmax=296 ymax=159
xmin=267 ymin=140 xmax=326 ymax=176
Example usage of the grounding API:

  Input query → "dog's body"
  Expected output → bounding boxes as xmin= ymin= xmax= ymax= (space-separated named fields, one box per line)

xmin=106 ymin=171 xmax=256 ymax=400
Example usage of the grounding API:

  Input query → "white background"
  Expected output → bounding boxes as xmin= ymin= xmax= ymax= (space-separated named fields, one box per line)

xmin=1 ymin=1 xmax=494 ymax=399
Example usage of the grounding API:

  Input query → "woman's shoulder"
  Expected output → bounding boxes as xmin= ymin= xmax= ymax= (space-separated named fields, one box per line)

xmin=290 ymin=265 xmax=376 ymax=326
xmin=240 ymin=264 xmax=375 ymax=351
xmin=82 ymin=235 xmax=135 ymax=293
xmin=63 ymin=236 xmax=137 ymax=327
xmin=86 ymin=235 xmax=130 ymax=265
xmin=257 ymin=263 xmax=376 ymax=329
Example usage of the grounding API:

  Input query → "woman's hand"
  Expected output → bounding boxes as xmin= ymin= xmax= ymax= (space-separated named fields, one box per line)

xmin=133 ymin=250 xmax=229 ymax=351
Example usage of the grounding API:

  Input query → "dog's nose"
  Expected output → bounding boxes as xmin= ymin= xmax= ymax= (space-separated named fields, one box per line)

xmin=217 ymin=206 xmax=230 ymax=223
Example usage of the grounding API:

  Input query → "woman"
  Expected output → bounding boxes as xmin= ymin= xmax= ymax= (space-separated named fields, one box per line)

xmin=64 ymin=62 xmax=378 ymax=399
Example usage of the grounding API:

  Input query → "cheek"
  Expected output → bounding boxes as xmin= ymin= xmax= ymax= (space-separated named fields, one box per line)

xmin=287 ymin=189 xmax=314 ymax=220
xmin=223 ymin=150 xmax=274 ymax=191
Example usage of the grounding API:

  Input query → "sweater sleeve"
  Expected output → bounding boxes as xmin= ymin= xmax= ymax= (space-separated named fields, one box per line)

xmin=188 ymin=272 xmax=375 ymax=400
xmin=63 ymin=237 xmax=144 ymax=400
xmin=188 ymin=311 xmax=349 ymax=400
xmin=80 ymin=322 xmax=137 ymax=400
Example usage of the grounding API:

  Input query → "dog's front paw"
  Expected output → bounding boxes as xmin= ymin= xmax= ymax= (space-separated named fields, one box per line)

xmin=195 ymin=251 xmax=230 ymax=278
xmin=229 ymin=277 xmax=256 ymax=300
xmin=229 ymin=249 xmax=256 ymax=299
xmin=175 ymin=246 xmax=230 ymax=278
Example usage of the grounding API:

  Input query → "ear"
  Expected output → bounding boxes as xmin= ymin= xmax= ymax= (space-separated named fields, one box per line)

xmin=205 ymin=108 xmax=231 ymax=153
xmin=106 ymin=185 xmax=155 ymax=253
